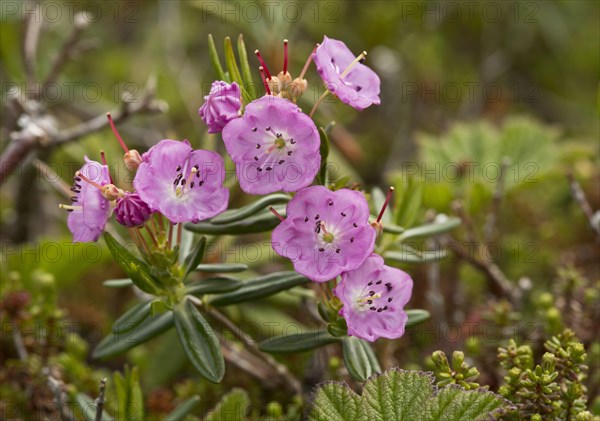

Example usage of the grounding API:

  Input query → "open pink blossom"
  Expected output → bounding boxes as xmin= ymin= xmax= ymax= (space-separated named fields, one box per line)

xmin=313 ymin=36 xmax=381 ymax=110
xmin=66 ymin=157 xmax=112 ymax=242
xmin=334 ymin=254 xmax=413 ymax=342
xmin=199 ymin=81 xmax=242 ymax=133
xmin=271 ymin=186 xmax=375 ymax=282
xmin=222 ymin=96 xmax=320 ymax=194
xmin=134 ymin=139 xmax=228 ymax=223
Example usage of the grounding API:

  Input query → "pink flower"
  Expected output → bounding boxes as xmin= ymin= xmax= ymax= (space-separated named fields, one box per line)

xmin=134 ymin=139 xmax=228 ymax=223
xmin=334 ymin=254 xmax=413 ymax=342
xmin=66 ymin=157 xmax=112 ymax=242
xmin=199 ymin=81 xmax=242 ymax=133
xmin=222 ymin=96 xmax=320 ymax=195
xmin=313 ymin=36 xmax=381 ymax=111
xmin=271 ymin=186 xmax=376 ymax=282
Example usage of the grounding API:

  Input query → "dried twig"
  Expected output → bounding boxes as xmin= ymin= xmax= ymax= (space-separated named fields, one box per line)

xmin=23 ymin=3 xmax=43 ymax=89
xmin=208 ymin=307 xmax=303 ymax=396
xmin=46 ymin=371 xmax=74 ymax=421
xmin=566 ymin=170 xmax=600 ymax=241
xmin=95 ymin=378 xmax=107 ymax=421
xmin=484 ymin=157 xmax=510 ymax=243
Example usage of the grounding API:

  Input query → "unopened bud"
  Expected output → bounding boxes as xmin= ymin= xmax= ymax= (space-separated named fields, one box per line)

xmin=102 ymin=184 xmax=122 ymax=201
xmin=267 ymin=75 xmax=281 ymax=95
xmin=124 ymin=149 xmax=143 ymax=171
xmin=371 ymin=221 xmax=383 ymax=237
xmin=289 ymin=77 xmax=308 ymax=101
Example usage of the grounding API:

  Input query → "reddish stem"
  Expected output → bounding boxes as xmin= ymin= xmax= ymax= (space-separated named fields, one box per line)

xmin=376 ymin=187 xmax=395 ymax=223
xmin=259 ymin=67 xmax=272 ymax=95
xmin=255 ymin=49 xmax=272 ymax=79
xmin=283 ymin=39 xmax=288 ymax=75
xmin=106 ymin=112 xmax=129 ymax=153
xmin=269 ymin=206 xmax=284 ymax=221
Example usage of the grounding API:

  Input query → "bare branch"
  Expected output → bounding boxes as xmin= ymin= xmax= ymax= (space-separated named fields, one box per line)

xmin=23 ymin=2 xmax=43 ymax=89
xmin=484 ymin=157 xmax=510 ymax=243
xmin=566 ymin=170 xmax=600 ymax=241
xmin=95 ymin=378 xmax=107 ymax=421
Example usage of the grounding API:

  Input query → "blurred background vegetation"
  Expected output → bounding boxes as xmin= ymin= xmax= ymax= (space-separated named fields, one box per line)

xmin=1 ymin=1 xmax=598 ymax=419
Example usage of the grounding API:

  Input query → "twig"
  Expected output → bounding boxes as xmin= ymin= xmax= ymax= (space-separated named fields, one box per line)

xmin=23 ymin=3 xmax=43 ymax=89
xmin=11 ymin=322 xmax=28 ymax=361
xmin=566 ymin=170 xmax=600 ymax=241
xmin=41 ymin=12 xmax=90 ymax=93
xmin=46 ymin=371 xmax=74 ymax=421
xmin=208 ymin=308 xmax=303 ymax=396
xmin=0 ymin=81 xmax=166 ymax=184
xmin=95 ymin=378 xmax=107 ymax=421
xmin=484 ymin=157 xmax=510 ymax=243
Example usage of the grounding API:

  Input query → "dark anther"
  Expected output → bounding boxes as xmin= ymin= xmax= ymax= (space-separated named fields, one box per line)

xmin=367 ymin=300 xmax=373 ymax=304
xmin=190 ymin=182 xmax=195 ymax=188
xmin=276 ymin=132 xmax=282 ymax=138
xmin=252 ymin=127 xmax=257 ymax=132
xmin=265 ymin=126 xmax=271 ymax=131
xmin=176 ymin=165 xmax=182 ymax=171
xmin=198 ymin=181 xmax=204 ymax=186
xmin=328 ymin=201 xmax=333 ymax=206
xmin=278 ymin=160 xmax=285 ymax=165
xmin=304 ymin=217 xmax=309 ymax=222
xmin=71 ymin=197 xmax=78 ymax=202
xmin=383 ymin=306 xmax=388 ymax=311
xmin=315 ymin=214 xmax=320 ymax=219
xmin=370 ymin=306 xmax=376 ymax=311
xmin=341 ymin=212 xmax=346 ymax=217
xmin=254 ymin=156 xmax=259 ymax=161
xmin=290 ymin=138 xmax=296 ymax=144
xmin=256 ymin=143 xmax=261 ymax=149
xmin=266 ymin=167 xmax=272 ymax=171
xmin=356 ymin=86 xmax=362 ymax=92
xmin=369 ymin=291 xmax=375 ymax=296
xmin=319 ymin=248 xmax=325 ymax=252
xmin=368 ymin=281 xmax=373 ymax=286
xmin=386 ymin=284 xmax=392 ymax=292
xmin=336 ymin=249 xmax=340 ymax=253
xmin=74 ymin=177 xmax=81 ymax=182
xmin=353 ymin=223 xmax=358 ymax=227
xmin=287 ymin=151 xmax=293 ymax=156
xmin=388 ymin=297 xmax=393 ymax=302
xmin=377 ymin=308 xmax=383 ymax=312
xmin=376 ymin=280 xmax=382 ymax=285
xmin=350 ymin=237 xmax=354 ymax=243
xmin=181 ymin=179 xmax=186 ymax=186
xmin=196 ymin=172 xmax=201 ymax=178
xmin=257 ymin=168 xmax=263 ymax=172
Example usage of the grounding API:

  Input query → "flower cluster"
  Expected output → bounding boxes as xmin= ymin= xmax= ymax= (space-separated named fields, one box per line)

xmin=62 ymin=36 xmax=411 ymax=342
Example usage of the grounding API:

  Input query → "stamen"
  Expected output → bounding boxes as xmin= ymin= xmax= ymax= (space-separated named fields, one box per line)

xmin=269 ymin=206 xmax=285 ymax=221
xmin=299 ymin=44 xmax=318 ymax=80
xmin=75 ymin=171 xmax=104 ymax=190
xmin=340 ymin=51 xmax=367 ymax=79
xmin=100 ymin=150 xmax=107 ymax=165
xmin=59 ymin=204 xmax=82 ymax=211
xmin=259 ymin=66 xmax=272 ymax=95
xmin=106 ymin=112 xmax=129 ymax=153
xmin=319 ymin=221 xmax=329 ymax=235
xmin=283 ymin=39 xmax=289 ymax=75
xmin=376 ymin=186 xmax=395 ymax=223
xmin=255 ymin=50 xmax=272 ymax=79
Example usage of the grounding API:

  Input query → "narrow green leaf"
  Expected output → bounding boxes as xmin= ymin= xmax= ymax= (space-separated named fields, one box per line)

xmin=113 ymin=366 xmax=144 ymax=421
xmin=112 ymin=301 xmax=152 ymax=334
xmin=342 ymin=336 xmax=381 ymax=382
xmin=195 ymin=263 xmax=248 ymax=273
xmin=260 ymin=329 xmax=340 ymax=353
xmin=185 ymin=206 xmax=284 ymax=235
xmin=208 ymin=34 xmax=226 ymax=81
xmin=224 ymin=36 xmax=243 ymax=88
xmin=210 ymin=193 xmax=290 ymax=224
xmin=174 ymin=299 xmax=224 ymax=383
xmin=384 ymin=249 xmax=448 ymax=264
xmin=398 ymin=218 xmax=461 ymax=242
xmin=394 ymin=176 xmax=423 ymax=228
xmin=210 ymin=271 xmax=309 ymax=306
xmin=103 ymin=232 xmax=161 ymax=295
xmin=382 ymin=223 xmax=405 ymax=235
xmin=318 ymin=126 xmax=331 ymax=185
xmin=103 ymin=278 xmax=133 ymax=288
xmin=75 ymin=393 xmax=113 ymax=421
xmin=93 ymin=312 xmax=174 ymax=359
xmin=184 ymin=277 xmax=242 ymax=295
xmin=406 ymin=309 xmax=430 ymax=327
xmin=183 ymin=236 xmax=206 ymax=280
xmin=165 ymin=396 xmax=201 ymax=421
xmin=237 ymin=34 xmax=257 ymax=100
xmin=205 ymin=389 xmax=250 ymax=421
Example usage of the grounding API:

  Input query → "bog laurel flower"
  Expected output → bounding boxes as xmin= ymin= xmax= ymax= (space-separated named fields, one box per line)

xmin=313 ymin=36 xmax=381 ymax=111
xmin=134 ymin=139 xmax=229 ymax=223
xmin=222 ymin=96 xmax=320 ymax=194
xmin=334 ymin=253 xmax=413 ymax=342
xmin=114 ymin=193 xmax=153 ymax=228
xmin=198 ymin=81 xmax=242 ymax=133
xmin=271 ymin=186 xmax=376 ymax=282
xmin=61 ymin=157 xmax=112 ymax=242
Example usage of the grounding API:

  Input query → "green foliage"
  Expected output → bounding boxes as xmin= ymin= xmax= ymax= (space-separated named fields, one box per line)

xmin=431 ymin=350 xmax=481 ymax=390
xmin=341 ymin=337 xmax=381 ymax=382
xmin=113 ymin=366 xmax=144 ymax=421
xmin=259 ymin=329 xmax=340 ymax=353
xmin=309 ymin=368 xmax=508 ymax=421
xmin=204 ymin=388 xmax=250 ymax=421
xmin=173 ymin=299 xmax=224 ymax=383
